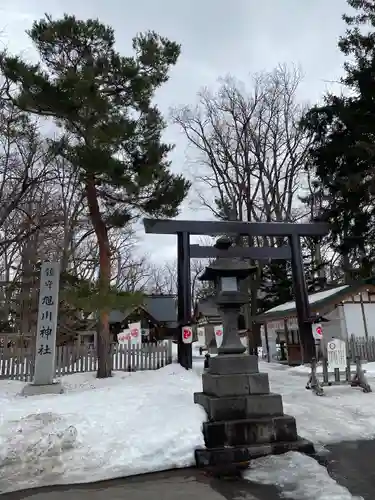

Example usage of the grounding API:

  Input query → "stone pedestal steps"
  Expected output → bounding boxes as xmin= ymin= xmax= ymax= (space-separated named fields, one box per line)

xmin=194 ymin=354 xmax=314 ymax=471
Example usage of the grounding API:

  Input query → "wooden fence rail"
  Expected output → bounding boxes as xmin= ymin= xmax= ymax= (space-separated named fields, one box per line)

xmin=0 ymin=341 xmax=173 ymax=382
xmin=348 ymin=336 xmax=375 ymax=362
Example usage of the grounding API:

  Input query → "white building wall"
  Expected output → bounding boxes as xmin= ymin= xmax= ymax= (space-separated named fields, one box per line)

xmin=343 ymin=303 xmax=366 ymax=339
xmin=261 ymin=290 xmax=375 ymax=362
xmin=314 ymin=306 xmax=345 ymax=355
xmin=262 ymin=306 xmax=348 ymax=360
xmin=363 ymin=303 xmax=375 ymax=338
xmin=320 ymin=307 xmax=343 ymax=342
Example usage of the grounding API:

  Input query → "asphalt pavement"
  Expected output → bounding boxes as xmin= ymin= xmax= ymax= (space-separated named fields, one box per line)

xmin=322 ymin=439 xmax=375 ymax=500
xmin=3 ymin=468 xmax=283 ymax=500
xmin=4 ymin=440 xmax=375 ymax=500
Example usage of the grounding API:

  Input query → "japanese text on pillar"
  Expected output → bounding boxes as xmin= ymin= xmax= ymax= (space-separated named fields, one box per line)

xmin=37 ymin=265 xmax=57 ymax=356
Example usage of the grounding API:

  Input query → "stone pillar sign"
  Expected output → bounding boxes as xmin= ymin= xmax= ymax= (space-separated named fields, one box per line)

xmin=22 ymin=261 xmax=63 ymax=396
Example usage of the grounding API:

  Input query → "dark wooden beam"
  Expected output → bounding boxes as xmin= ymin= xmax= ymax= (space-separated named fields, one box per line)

xmin=143 ymin=218 xmax=330 ymax=237
xmin=190 ymin=244 xmax=291 ymax=260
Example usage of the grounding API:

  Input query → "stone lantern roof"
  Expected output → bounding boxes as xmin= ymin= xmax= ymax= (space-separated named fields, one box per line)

xmin=199 ymin=236 xmax=258 ymax=282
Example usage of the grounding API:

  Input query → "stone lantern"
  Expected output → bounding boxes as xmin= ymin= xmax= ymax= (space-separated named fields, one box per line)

xmin=198 ymin=236 xmax=257 ymax=355
xmin=193 ymin=236 xmax=314 ymax=475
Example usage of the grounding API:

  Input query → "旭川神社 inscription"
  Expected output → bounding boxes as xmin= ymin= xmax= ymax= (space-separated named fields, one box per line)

xmin=33 ymin=262 xmax=61 ymax=385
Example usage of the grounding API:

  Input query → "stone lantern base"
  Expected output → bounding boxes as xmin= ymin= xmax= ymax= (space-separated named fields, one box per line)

xmin=193 ymin=354 xmax=314 ymax=474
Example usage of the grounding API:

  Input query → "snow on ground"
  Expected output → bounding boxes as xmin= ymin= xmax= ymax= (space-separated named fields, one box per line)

xmin=1 ymin=356 xmax=375 ymax=496
xmin=245 ymin=452 xmax=362 ymax=500
xmin=260 ymin=361 xmax=375 ymax=446
xmin=0 ymin=364 xmax=206 ymax=494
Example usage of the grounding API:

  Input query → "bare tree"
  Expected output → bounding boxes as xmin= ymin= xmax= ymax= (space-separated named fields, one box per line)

xmin=46 ymin=156 xmax=87 ymax=272
xmin=0 ymin=94 xmax=54 ymax=253
xmin=147 ymin=261 xmax=177 ymax=295
xmin=172 ymin=65 xmax=314 ymax=344
xmin=172 ymin=65 xmax=311 ymax=224
xmin=0 ymin=90 xmax=61 ymax=336
xmin=0 ymin=88 xmax=153 ymax=336
xmin=147 ymin=257 xmax=210 ymax=308
xmin=110 ymin=228 xmax=150 ymax=292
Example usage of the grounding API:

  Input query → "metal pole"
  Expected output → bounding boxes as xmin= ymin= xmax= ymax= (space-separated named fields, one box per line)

xmin=289 ymin=234 xmax=315 ymax=363
xmin=264 ymin=323 xmax=270 ymax=362
xmin=177 ymin=231 xmax=192 ymax=369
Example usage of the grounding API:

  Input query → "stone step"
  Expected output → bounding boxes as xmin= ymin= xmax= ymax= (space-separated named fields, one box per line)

xmin=203 ymin=415 xmax=298 ymax=448
xmin=202 ymin=372 xmax=270 ymax=397
xmin=207 ymin=354 xmax=259 ymax=375
xmin=194 ymin=392 xmax=284 ymax=421
xmin=194 ymin=437 xmax=315 ymax=469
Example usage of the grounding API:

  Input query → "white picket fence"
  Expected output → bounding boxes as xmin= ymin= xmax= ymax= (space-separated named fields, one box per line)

xmin=0 ymin=341 xmax=173 ymax=381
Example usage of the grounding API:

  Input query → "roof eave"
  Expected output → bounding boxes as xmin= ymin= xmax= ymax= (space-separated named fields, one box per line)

xmin=255 ymin=282 xmax=375 ymax=324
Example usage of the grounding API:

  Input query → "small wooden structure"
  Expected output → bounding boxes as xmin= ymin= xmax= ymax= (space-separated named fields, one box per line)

xmin=256 ymin=278 xmax=375 ymax=366
xmin=109 ymin=294 xmax=178 ymax=344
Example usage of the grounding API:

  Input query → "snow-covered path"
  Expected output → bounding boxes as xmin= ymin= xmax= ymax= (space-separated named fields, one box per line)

xmin=1 ymin=356 xmax=375 ymax=499
xmin=260 ymin=361 xmax=375 ymax=447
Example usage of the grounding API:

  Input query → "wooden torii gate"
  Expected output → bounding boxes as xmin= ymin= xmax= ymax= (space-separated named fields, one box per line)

xmin=143 ymin=218 xmax=329 ymax=370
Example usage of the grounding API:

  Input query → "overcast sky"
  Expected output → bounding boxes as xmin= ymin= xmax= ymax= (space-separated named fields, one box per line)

xmin=1 ymin=0 xmax=347 ymax=263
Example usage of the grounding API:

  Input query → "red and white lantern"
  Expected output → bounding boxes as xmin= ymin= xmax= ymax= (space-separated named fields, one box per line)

xmin=129 ymin=322 xmax=141 ymax=345
xmin=312 ymin=323 xmax=323 ymax=340
xmin=182 ymin=326 xmax=193 ymax=344
xmin=214 ymin=324 xmax=223 ymax=348
xmin=118 ymin=329 xmax=131 ymax=343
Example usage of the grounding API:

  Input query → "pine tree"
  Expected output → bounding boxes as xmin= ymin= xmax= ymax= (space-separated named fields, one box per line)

xmin=0 ymin=14 xmax=190 ymax=377
xmin=303 ymin=0 xmax=375 ymax=276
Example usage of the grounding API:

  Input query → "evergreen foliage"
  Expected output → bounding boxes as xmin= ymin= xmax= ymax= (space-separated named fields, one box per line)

xmin=303 ymin=0 xmax=375 ymax=274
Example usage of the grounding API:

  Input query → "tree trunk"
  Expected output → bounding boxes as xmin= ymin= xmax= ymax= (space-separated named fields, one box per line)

xmin=2 ymin=258 xmax=11 ymax=325
xmin=85 ymin=177 xmax=112 ymax=378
